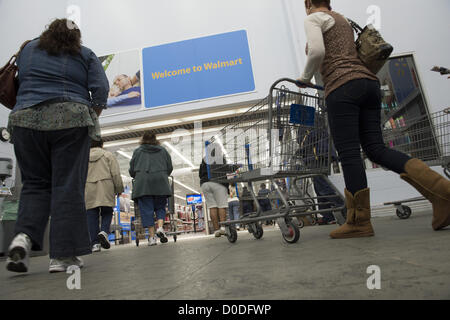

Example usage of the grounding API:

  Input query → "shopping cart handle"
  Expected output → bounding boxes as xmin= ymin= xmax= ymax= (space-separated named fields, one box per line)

xmin=294 ymin=80 xmax=324 ymax=91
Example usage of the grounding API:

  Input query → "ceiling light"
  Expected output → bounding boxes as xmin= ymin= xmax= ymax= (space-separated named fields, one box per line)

xmin=104 ymin=139 xmax=140 ymax=148
xmin=173 ymin=178 xmax=200 ymax=194
xmin=163 ymin=142 xmax=196 ymax=169
xmin=127 ymin=119 xmax=182 ymax=130
xmin=117 ymin=150 xmax=132 ymax=159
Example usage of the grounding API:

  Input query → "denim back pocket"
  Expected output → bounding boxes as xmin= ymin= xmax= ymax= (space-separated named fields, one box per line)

xmin=342 ymin=79 xmax=368 ymax=100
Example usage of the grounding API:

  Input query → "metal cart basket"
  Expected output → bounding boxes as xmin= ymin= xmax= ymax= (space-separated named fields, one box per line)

xmin=382 ymin=109 xmax=450 ymax=218
xmin=205 ymin=78 xmax=346 ymax=244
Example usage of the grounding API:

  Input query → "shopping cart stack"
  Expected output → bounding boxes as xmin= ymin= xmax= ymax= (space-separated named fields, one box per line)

xmin=205 ymin=78 xmax=346 ymax=244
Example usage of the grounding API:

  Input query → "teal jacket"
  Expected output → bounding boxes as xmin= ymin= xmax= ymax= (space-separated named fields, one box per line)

xmin=129 ymin=144 xmax=173 ymax=199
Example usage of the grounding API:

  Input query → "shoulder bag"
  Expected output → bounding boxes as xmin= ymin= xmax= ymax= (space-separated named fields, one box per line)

xmin=347 ymin=19 xmax=393 ymax=75
xmin=0 ymin=40 xmax=31 ymax=110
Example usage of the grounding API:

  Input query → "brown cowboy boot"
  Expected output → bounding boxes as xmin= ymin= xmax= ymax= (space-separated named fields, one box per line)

xmin=210 ymin=208 xmax=220 ymax=236
xmin=400 ymin=158 xmax=450 ymax=230
xmin=330 ymin=188 xmax=375 ymax=239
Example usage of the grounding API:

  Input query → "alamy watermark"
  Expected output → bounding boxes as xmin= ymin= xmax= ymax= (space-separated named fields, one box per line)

xmin=66 ymin=265 xmax=81 ymax=290
xmin=366 ymin=265 xmax=381 ymax=290
xmin=367 ymin=5 xmax=381 ymax=30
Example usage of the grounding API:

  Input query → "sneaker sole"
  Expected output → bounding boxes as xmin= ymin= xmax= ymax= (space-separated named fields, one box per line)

xmin=156 ymin=232 xmax=168 ymax=243
xmin=98 ymin=233 xmax=111 ymax=249
xmin=49 ymin=263 xmax=84 ymax=273
xmin=6 ymin=258 xmax=28 ymax=273
xmin=6 ymin=247 xmax=28 ymax=273
xmin=49 ymin=266 xmax=67 ymax=273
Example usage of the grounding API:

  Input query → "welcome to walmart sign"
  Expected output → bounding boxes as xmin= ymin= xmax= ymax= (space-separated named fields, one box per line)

xmin=142 ymin=30 xmax=255 ymax=108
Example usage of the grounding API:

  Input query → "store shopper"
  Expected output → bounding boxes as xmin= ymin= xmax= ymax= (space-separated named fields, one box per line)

xmin=85 ymin=139 xmax=124 ymax=252
xmin=129 ymin=132 xmax=173 ymax=246
xmin=240 ymin=186 xmax=254 ymax=216
xmin=5 ymin=19 xmax=108 ymax=273
xmin=258 ymin=184 xmax=273 ymax=225
xmin=228 ymin=187 xmax=240 ymax=230
xmin=297 ymin=0 xmax=450 ymax=238
xmin=199 ymin=146 xmax=235 ymax=237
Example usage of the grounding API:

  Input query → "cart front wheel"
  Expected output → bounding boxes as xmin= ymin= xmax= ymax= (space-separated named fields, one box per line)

xmin=282 ymin=221 xmax=300 ymax=244
xmin=252 ymin=223 xmax=264 ymax=239
xmin=396 ymin=206 xmax=412 ymax=219
xmin=226 ymin=226 xmax=238 ymax=243
xmin=297 ymin=218 xmax=305 ymax=229
xmin=444 ymin=167 xmax=450 ymax=179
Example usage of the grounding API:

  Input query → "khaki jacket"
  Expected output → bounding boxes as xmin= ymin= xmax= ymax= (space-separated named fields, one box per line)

xmin=85 ymin=148 xmax=124 ymax=210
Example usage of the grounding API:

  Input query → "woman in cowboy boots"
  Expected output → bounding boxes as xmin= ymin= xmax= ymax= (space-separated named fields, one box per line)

xmin=297 ymin=0 xmax=450 ymax=238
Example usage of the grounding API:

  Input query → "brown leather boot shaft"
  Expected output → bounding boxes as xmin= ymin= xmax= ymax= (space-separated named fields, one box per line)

xmin=401 ymin=158 xmax=450 ymax=230
xmin=330 ymin=188 xmax=374 ymax=239
xmin=344 ymin=189 xmax=355 ymax=224
xmin=210 ymin=209 xmax=220 ymax=230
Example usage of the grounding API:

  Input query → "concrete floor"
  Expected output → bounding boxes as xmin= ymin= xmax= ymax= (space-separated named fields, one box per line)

xmin=0 ymin=209 xmax=449 ymax=300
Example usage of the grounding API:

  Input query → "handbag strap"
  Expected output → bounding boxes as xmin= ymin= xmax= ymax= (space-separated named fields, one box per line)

xmin=346 ymin=18 xmax=364 ymax=34
xmin=14 ymin=40 xmax=32 ymax=57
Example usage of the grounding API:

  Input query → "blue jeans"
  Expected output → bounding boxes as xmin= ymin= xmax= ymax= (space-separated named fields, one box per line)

xmin=258 ymin=199 xmax=272 ymax=212
xmin=228 ymin=200 xmax=240 ymax=227
xmin=326 ymin=79 xmax=411 ymax=194
xmin=87 ymin=206 xmax=113 ymax=245
xmin=137 ymin=196 xmax=168 ymax=228
xmin=12 ymin=126 xmax=91 ymax=259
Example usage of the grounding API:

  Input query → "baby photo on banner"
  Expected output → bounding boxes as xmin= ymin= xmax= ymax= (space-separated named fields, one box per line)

xmin=99 ymin=49 xmax=143 ymax=116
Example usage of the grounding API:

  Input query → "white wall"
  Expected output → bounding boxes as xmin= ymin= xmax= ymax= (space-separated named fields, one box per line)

xmin=1 ymin=0 xmax=449 ymax=207
xmin=286 ymin=0 xmax=450 ymax=114
xmin=0 ymin=0 xmax=302 ymax=127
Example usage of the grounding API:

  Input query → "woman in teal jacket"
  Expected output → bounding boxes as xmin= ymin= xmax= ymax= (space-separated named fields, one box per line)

xmin=129 ymin=132 xmax=173 ymax=246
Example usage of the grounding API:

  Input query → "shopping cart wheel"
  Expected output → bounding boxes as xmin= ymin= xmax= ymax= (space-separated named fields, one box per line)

xmin=396 ymin=206 xmax=412 ymax=220
xmin=444 ymin=167 xmax=450 ymax=179
xmin=173 ymin=235 xmax=177 ymax=242
xmin=297 ymin=218 xmax=305 ymax=229
xmin=252 ymin=223 xmax=264 ymax=239
xmin=281 ymin=221 xmax=300 ymax=244
xmin=226 ymin=226 xmax=238 ymax=243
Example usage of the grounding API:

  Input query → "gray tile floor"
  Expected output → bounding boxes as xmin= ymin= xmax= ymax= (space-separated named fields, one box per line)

xmin=1 ymin=209 xmax=449 ymax=300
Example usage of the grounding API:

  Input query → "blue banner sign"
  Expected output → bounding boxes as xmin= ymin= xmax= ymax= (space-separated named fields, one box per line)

xmin=142 ymin=30 xmax=255 ymax=108
xmin=186 ymin=194 xmax=203 ymax=205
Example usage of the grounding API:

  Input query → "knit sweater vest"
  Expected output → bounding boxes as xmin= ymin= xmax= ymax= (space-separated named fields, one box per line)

xmin=320 ymin=11 xmax=379 ymax=98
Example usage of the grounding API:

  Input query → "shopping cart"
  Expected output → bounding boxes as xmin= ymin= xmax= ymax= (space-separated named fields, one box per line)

xmin=132 ymin=176 xmax=181 ymax=246
xmin=205 ymin=78 xmax=346 ymax=244
xmin=383 ymin=109 xmax=450 ymax=219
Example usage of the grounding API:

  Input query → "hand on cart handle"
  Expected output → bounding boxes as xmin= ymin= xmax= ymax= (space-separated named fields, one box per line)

xmin=295 ymin=79 xmax=324 ymax=91
xmin=431 ymin=66 xmax=450 ymax=75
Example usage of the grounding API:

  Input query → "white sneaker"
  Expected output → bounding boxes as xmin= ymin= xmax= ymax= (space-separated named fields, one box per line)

xmin=97 ymin=231 xmax=110 ymax=249
xmin=219 ymin=227 xmax=226 ymax=235
xmin=49 ymin=256 xmax=84 ymax=273
xmin=148 ymin=236 xmax=157 ymax=246
xmin=6 ymin=233 xmax=32 ymax=273
xmin=156 ymin=227 xmax=168 ymax=243
xmin=92 ymin=244 xmax=101 ymax=252
xmin=214 ymin=230 xmax=222 ymax=237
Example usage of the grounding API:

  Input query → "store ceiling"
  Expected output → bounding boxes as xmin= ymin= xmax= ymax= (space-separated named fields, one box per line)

xmin=102 ymin=106 xmax=258 ymax=207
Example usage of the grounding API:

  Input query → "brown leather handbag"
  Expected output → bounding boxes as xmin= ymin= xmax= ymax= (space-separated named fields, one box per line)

xmin=0 ymin=40 xmax=31 ymax=110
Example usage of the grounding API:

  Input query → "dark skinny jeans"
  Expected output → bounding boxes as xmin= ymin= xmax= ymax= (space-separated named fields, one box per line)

xmin=326 ymin=79 xmax=411 ymax=195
